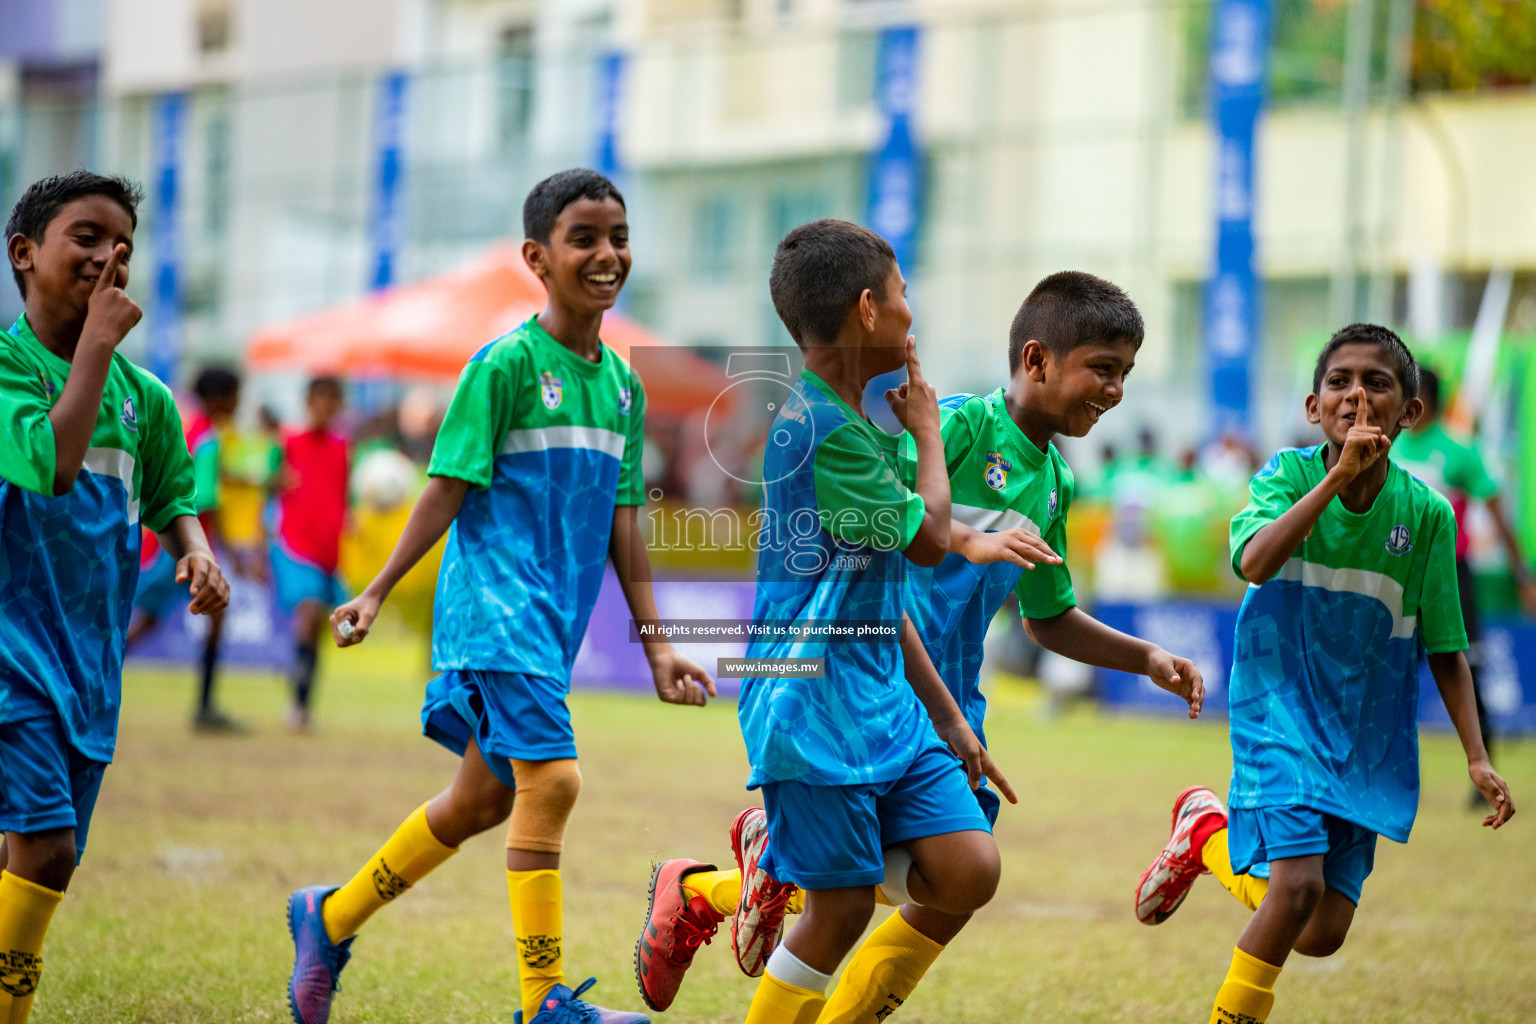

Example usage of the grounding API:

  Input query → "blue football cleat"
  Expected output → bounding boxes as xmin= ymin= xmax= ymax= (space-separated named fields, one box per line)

xmin=287 ymin=885 xmax=355 ymax=1024
xmin=514 ymin=977 xmax=651 ymax=1024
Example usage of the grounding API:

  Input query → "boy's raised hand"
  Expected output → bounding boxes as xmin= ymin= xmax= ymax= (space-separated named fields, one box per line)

xmin=1335 ymin=387 xmax=1390 ymax=481
xmin=177 ymin=553 xmax=229 ymax=615
xmin=83 ymin=244 xmax=141 ymax=348
xmin=885 ymin=335 xmax=940 ymax=440
xmin=331 ymin=592 xmax=382 ymax=647
xmin=1470 ymin=760 xmax=1515 ymax=829
xmin=1146 ymin=648 xmax=1204 ymax=719
xmin=650 ymin=647 xmax=717 ymax=707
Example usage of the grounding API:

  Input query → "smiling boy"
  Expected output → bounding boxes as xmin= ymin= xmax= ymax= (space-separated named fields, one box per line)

xmin=285 ymin=169 xmax=713 ymax=1024
xmin=1134 ymin=324 xmax=1515 ymax=1024
xmin=636 ymin=271 xmax=1206 ymax=1023
xmin=0 ymin=171 xmax=227 ymax=1023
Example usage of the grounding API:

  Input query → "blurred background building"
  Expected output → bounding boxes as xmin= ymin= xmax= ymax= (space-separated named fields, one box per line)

xmin=2 ymin=0 xmax=1534 ymax=548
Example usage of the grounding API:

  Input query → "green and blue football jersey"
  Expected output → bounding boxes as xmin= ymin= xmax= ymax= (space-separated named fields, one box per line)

xmin=1228 ymin=446 xmax=1466 ymax=843
xmin=901 ymin=391 xmax=1076 ymax=744
xmin=738 ymin=369 xmax=931 ymax=788
xmin=427 ymin=318 xmax=645 ymax=680
xmin=0 ymin=315 xmax=197 ymax=762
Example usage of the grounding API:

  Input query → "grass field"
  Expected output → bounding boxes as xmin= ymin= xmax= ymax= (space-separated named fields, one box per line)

xmin=33 ymin=635 xmax=1536 ymax=1023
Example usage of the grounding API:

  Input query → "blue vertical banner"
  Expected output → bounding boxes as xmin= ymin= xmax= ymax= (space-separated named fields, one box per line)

xmin=594 ymin=51 xmax=626 ymax=179
xmin=369 ymin=71 xmax=409 ymax=291
xmin=1204 ymin=0 xmax=1272 ymax=436
xmin=867 ymin=25 xmax=923 ymax=272
xmin=148 ymin=92 xmax=187 ymax=386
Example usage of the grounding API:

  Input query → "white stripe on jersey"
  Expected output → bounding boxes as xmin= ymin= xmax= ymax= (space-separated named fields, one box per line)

xmin=1257 ymin=558 xmax=1419 ymax=640
xmin=81 ymin=446 xmax=139 ymax=524
xmin=500 ymin=425 xmax=626 ymax=459
xmin=952 ymin=502 xmax=1041 ymax=537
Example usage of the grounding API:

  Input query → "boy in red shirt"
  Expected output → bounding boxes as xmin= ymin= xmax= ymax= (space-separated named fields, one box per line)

xmin=270 ymin=377 xmax=349 ymax=731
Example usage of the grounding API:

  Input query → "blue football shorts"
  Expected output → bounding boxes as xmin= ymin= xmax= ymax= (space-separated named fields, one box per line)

xmin=758 ymin=734 xmax=994 ymax=890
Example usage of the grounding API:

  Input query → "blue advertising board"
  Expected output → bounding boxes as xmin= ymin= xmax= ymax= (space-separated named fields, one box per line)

xmin=369 ymin=71 xmax=409 ymax=291
xmin=148 ymin=92 xmax=186 ymax=385
xmin=1203 ymin=0 xmax=1272 ymax=437
xmin=867 ymin=25 xmax=922 ymax=273
xmin=1094 ymin=600 xmax=1536 ymax=735
xmin=594 ymin=51 xmax=626 ymax=178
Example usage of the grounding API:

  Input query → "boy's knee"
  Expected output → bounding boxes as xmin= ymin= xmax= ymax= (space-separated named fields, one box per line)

xmin=1270 ymin=872 xmax=1326 ymax=922
xmin=915 ymin=837 xmax=1000 ymax=915
xmin=507 ymin=759 xmax=581 ymax=854
xmin=1294 ymin=928 xmax=1348 ymax=958
xmin=8 ymin=831 xmax=78 ymax=891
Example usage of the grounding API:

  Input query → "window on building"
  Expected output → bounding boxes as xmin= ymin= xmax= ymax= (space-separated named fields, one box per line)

xmin=498 ymin=24 xmax=535 ymax=148
xmin=196 ymin=0 xmax=233 ymax=56
xmin=693 ymin=196 xmax=742 ymax=281
xmin=769 ymin=190 xmax=832 ymax=244
xmin=836 ymin=29 xmax=878 ymax=112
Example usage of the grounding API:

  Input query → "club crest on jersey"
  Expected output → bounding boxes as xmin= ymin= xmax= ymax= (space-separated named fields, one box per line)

xmin=1385 ymin=524 xmax=1412 ymax=557
xmin=1047 ymin=486 xmax=1059 ymax=520
xmin=984 ymin=451 xmax=1012 ymax=491
xmin=539 ymin=371 xmax=563 ymax=410
xmin=36 ymin=371 xmax=55 ymax=401
xmin=120 ymin=397 xmax=138 ymax=431
xmin=618 ymin=386 xmax=632 ymax=416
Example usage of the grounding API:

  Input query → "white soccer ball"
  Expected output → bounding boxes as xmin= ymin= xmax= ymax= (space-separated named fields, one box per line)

xmin=985 ymin=464 xmax=1006 ymax=490
xmin=352 ymin=449 xmax=419 ymax=512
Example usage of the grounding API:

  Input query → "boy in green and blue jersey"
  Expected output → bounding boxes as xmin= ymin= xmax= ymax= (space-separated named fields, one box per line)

xmin=1135 ymin=324 xmax=1516 ymax=1024
xmin=637 ymin=272 xmax=1207 ymax=1024
xmin=0 ymin=171 xmax=228 ymax=1023
xmin=286 ymin=169 xmax=711 ymax=1024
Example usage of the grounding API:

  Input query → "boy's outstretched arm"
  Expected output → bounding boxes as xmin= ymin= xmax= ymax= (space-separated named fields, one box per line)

xmin=49 ymin=245 xmax=140 ymax=495
xmin=331 ymin=475 xmax=469 ymax=646
xmin=155 ymin=513 xmax=228 ymax=615
xmin=885 ymin=336 xmax=950 ymax=566
xmin=900 ymin=613 xmax=1016 ymax=803
xmin=950 ymin=521 xmax=1061 ymax=570
xmin=1026 ymin=608 xmax=1204 ymax=718
xmin=1240 ymin=387 xmax=1388 ymax=583
xmin=1428 ymin=650 xmax=1515 ymax=828
xmin=610 ymin=504 xmax=717 ymax=706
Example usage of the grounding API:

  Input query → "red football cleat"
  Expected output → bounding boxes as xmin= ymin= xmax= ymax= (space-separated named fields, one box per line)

xmin=1135 ymin=786 xmax=1228 ymax=925
xmin=634 ymin=859 xmax=724 ymax=1012
xmin=730 ymin=807 xmax=798 ymax=978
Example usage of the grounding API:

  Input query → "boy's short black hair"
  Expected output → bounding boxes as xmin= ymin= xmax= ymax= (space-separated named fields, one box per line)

xmin=1008 ymin=271 xmax=1144 ymax=373
xmin=308 ymin=375 xmax=344 ymax=400
xmin=5 ymin=171 xmax=145 ymax=296
xmin=1311 ymin=323 xmax=1419 ymax=401
xmin=522 ymin=169 xmax=625 ymax=245
xmin=769 ymin=219 xmax=897 ymax=348
xmin=193 ymin=366 xmax=241 ymax=403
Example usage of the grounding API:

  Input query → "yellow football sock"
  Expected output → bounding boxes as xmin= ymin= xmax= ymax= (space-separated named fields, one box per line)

xmin=684 ymin=868 xmax=742 ymax=916
xmin=1210 ymin=946 xmax=1281 ymax=1024
xmin=509 ymin=869 xmax=564 ymax=1019
xmin=743 ymin=971 xmax=826 ymax=1024
xmin=819 ymin=909 xmax=943 ymax=1024
xmin=1201 ymin=828 xmax=1269 ymax=912
xmin=0 ymin=871 xmax=63 ymax=1024
xmin=322 ymin=802 xmax=458 ymax=942
xmin=687 ymin=869 xmax=806 ymax=917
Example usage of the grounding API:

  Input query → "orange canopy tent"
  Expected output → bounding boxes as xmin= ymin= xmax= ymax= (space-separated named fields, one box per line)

xmin=245 ymin=245 xmax=727 ymax=419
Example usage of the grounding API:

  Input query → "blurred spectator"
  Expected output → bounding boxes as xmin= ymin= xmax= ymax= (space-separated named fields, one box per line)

xmin=1199 ymin=429 xmax=1261 ymax=489
xmin=128 ymin=367 xmax=246 ymax=732
xmin=270 ymin=377 xmax=351 ymax=731
xmin=1391 ymin=367 xmax=1536 ymax=799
